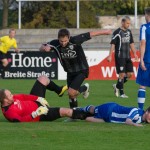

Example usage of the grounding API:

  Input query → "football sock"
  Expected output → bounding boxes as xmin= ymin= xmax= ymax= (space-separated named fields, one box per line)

xmin=46 ymin=80 xmax=62 ymax=95
xmin=69 ymin=98 xmax=78 ymax=108
xmin=71 ymin=109 xmax=87 ymax=120
xmin=137 ymin=88 xmax=146 ymax=109
xmin=78 ymin=85 xmax=87 ymax=93
xmin=124 ymin=76 xmax=128 ymax=83
xmin=30 ymin=80 xmax=46 ymax=97
xmin=116 ymin=78 xmax=124 ymax=95
xmin=81 ymin=105 xmax=93 ymax=112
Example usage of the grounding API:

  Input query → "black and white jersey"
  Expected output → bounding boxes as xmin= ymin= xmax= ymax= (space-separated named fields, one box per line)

xmin=47 ymin=32 xmax=91 ymax=73
xmin=110 ymin=28 xmax=134 ymax=58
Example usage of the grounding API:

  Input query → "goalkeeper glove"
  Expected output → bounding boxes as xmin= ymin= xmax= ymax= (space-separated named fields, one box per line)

xmin=36 ymin=97 xmax=49 ymax=107
xmin=31 ymin=106 xmax=48 ymax=118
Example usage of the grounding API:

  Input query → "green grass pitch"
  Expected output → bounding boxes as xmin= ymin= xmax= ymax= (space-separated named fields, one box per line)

xmin=0 ymin=79 xmax=150 ymax=150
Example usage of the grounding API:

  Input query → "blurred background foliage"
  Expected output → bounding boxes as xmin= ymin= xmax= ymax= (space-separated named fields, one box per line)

xmin=1 ymin=0 xmax=150 ymax=29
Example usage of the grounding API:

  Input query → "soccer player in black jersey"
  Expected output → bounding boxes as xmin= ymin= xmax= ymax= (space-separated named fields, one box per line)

xmin=40 ymin=29 xmax=112 ymax=111
xmin=107 ymin=16 xmax=138 ymax=98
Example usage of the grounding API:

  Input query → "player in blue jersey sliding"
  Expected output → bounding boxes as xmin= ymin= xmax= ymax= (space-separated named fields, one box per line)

xmin=77 ymin=102 xmax=150 ymax=127
xmin=136 ymin=7 xmax=150 ymax=110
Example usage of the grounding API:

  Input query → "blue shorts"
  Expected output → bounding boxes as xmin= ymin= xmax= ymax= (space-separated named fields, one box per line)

xmin=136 ymin=63 xmax=150 ymax=87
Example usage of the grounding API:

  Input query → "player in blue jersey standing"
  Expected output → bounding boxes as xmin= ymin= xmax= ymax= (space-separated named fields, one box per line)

xmin=77 ymin=102 xmax=150 ymax=127
xmin=136 ymin=7 xmax=150 ymax=110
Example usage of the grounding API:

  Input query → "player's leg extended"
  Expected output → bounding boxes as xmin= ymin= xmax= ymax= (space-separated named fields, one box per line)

xmin=59 ymin=108 xmax=88 ymax=120
xmin=40 ymin=107 xmax=88 ymax=121
xmin=30 ymin=76 xmax=47 ymax=97
xmin=0 ymin=51 xmax=9 ymax=68
xmin=67 ymin=72 xmax=88 ymax=108
xmin=30 ymin=75 xmax=67 ymax=97
xmin=0 ymin=53 xmax=9 ymax=77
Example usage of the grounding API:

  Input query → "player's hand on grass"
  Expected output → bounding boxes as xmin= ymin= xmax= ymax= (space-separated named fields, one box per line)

xmin=134 ymin=123 xmax=143 ymax=127
xmin=31 ymin=106 xmax=49 ymax=118
xmin=36 ymin=97 xmax=49 ymax=107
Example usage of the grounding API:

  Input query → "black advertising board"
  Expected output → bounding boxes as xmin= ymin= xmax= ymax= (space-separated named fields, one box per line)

xmin=3 ymin=51 xmax=58 ymax=79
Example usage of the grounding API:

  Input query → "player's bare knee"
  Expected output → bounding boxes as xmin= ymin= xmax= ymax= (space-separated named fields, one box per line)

xmin=119 ymin=73 xmax=125 ymax=79
xmin=37 ymin=75 xmax=50 ymax=86
xmin=59 ymin=108 xmax=72 ymax=117
xmin=68 ymin=89 xmax=78 ymax=98
xmin=127 ymin=73 xmax=132 ymax=78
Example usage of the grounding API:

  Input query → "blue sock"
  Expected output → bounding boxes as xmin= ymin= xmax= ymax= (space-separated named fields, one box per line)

xmin=137 ymin=88 xmax=146 ymax=109
xmin=80 ymin=105 xmax=93 ymax=112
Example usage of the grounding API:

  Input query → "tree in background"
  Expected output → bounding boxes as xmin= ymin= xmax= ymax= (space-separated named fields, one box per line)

xmin=20 ymin=1 xmax=99 ymax=28
xmin=2 ymin=0 xmax=150 ymax=29
xmin=1 ymin=0 xmax=17 ymax=28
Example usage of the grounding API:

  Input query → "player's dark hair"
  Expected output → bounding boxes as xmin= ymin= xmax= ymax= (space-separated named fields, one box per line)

xmin=145 ymin=7 xmax=150 ymax=16
xmin=58 ymin=29 xmax=70 ymax=39
xmin=121 ymin=16 xmax=131 ymax=22
xmin=0 ymin=89 xmax=6 ymax=103
xmin=146 ymin=106 xmax=150 ymax=113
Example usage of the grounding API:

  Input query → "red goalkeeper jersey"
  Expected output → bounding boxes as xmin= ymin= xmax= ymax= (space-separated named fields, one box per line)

xmin=1 ymin=94 xmax=40 ymax=122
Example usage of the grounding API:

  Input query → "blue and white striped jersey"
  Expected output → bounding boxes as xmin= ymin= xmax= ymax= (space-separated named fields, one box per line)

xmin=94 ymin=103 xmax=144 ymax=124
xmin=140 ymin=22 xmax=150 ymax=63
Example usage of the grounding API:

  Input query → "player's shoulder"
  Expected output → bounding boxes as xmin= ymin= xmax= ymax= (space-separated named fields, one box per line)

xmin=126 ymin=29 xmax=133 ymax=35
xmin=140 ymin=23 xmax=150 ymax=30
xmin=0 ymin=36 xmax=8 ymax=39
xmin=113 ymin=28 xmax=121 ymax=35
xmin=13 ymin=94 xmax=24 ymax=99
xmin=49 ymin=39 xmax=59 ymax=46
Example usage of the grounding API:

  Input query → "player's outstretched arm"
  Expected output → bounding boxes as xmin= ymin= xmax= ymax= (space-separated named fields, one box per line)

xmin=90 ymin=30 xmax=112 ymax=37
xmin=86 ymin=117 xmax=105 ymax=123
xmin=125 ymin=118 xmax=143 ymax=127
xmin=39 ymin=44 xmax=51 ymax=52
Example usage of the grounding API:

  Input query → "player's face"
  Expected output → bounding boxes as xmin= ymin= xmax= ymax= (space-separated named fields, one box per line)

xmin=4 ymin=90 xmax=14 ymax=105
xmin=145 ymin=14 xmax=149 ymax=23
xmin=145 ymin=111 xmax=150 ymax=123
xmin=122 ymin=19 xmax=131 ymax=29
xmin=9 ymin=30 xmax=16 ymax=38
xmin=59 ymin=36 xmax=69 ymax=47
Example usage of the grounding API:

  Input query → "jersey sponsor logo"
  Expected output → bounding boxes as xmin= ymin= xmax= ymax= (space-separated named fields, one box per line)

xmin=69 ymin=45 xmax=74 ymax=50
xmin=61 ymin=50 xmax=77 ymax=59
xmin=122 ymin=31 xmax=130 ymax=43
xmin=120 ymin=66 xmax=124 ymax=71
xmin=14 ymin=100 xmax=22 ymax=110
xmin=11 ymin=53 xmax=53 ymax=67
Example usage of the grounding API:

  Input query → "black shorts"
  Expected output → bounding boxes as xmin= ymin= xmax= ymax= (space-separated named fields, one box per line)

xmin=0 ymin=51 xmax=7 ymax=60
xmin=40 ymin=107 xmax=61 ymax=121
xmin=115 ymin=57 xmax=133 ymax=74
xmin=67 ymin=69 xmax=89 ymax=90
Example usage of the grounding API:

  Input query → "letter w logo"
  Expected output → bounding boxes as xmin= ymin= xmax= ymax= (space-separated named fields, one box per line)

xmin=101 ymin=67 xmax=117 ymax=78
